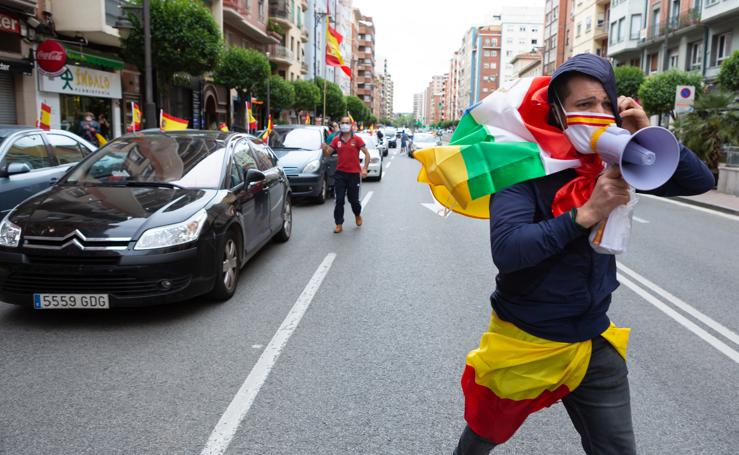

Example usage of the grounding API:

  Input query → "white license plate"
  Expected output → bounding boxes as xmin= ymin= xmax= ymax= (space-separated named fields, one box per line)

xmin=33 ymin=293 xmax=109 ymax=309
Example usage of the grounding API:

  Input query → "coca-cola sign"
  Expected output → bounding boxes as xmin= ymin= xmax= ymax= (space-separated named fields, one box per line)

xmin=36 ymin=39 xmax=67 ymax=75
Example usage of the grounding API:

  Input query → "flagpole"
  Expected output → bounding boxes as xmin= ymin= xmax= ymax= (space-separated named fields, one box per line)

xmin=322 ymin=77 xmax=327 ymax=125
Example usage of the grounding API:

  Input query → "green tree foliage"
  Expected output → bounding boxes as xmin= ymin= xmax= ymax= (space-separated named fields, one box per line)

xmin=214 ymin=47 xmax=270 ymax=99
xmin=292 ymin=80 xmax=321 ymax=112
xmin=367 ymin=115 xmax=378 ymax=126
xmin=314 ymin=77 xmax=346 ymax=121
xmin=345 ymin=95 xmax=370 ymax=123
xmin=121 ymin=0 xmax=222 ymax=82
xmin=379 ymin=117 xmax=393 ymax=126
xmin=638 ymin=70 xmax=703 ymax=118
xmin=393 ymin=113 xmax=415 ymax=128
xmin=257 ymin=75 xmax=295 ymax=115
xmin=613 ymin=66 xmax=645 ymax=99
xmin=672 ymin=90 xmax=739 ymax=173
xmin=718 ymin=50 xmax=739 ymax=92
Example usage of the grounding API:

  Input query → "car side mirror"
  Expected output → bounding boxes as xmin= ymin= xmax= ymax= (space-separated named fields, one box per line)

xmin=244 ymin=168 xmax=265 ymax=188
xmin=2 ymin=162 xmax=32 ymax=177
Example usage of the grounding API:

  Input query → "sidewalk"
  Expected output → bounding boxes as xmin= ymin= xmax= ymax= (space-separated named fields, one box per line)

xmin=672 ymin=190 xmax=739 ymax=216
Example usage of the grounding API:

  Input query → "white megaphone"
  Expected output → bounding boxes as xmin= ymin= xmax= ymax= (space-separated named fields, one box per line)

xmin=593 ymin=125 xmax=680 ymax=190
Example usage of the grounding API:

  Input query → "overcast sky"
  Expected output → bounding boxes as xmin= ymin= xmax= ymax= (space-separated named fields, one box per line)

xmin=350 ymin=0 xmax=543 ymax=113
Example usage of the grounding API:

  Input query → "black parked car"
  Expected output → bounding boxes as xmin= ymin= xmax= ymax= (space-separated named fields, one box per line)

xmin=0 ymin=126 xmax=97 ymax=217
xmin=267 ymin=125 xmax=334 ymax=203
xmin=0 ymin=130 xmax=291 ymax=308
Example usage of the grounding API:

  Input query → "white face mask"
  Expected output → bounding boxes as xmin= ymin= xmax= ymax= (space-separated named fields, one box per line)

xmin=562 ymin=111 xmax=616 ymax=154
xmin=340 ymin=124 xmax=351 ymax=133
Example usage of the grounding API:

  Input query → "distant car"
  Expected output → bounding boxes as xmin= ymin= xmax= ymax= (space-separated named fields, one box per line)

xmin=0 ymin=130 xmax=292 ymax=308
xmin=0 ymin=126 xmax=97 ymax=217
xmin=267 ymin=125 xmax=333 ymax=203
xmin=356 ymin=133 xmax=383 ymax=181
xmin=410 ymin=132 xmax=441 ymax=157
xmin=382 ymin=127 xmax=397 ymax=148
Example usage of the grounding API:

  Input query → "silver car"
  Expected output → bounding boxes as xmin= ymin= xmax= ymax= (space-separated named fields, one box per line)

xmin=0 ymin=126 xmax=97 ymax=216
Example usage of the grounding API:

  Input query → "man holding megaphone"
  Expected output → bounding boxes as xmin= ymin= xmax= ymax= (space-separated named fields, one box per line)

xmin=455 ymin=54 xmax=715 ymax=455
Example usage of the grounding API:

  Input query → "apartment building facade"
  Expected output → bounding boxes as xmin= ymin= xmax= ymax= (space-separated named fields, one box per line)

xmin=413 ymin=91 xmax=425 ymax=124
xmin=351 ymin=9 xmax=375 ymax=111
xmin=267 ymin=0 xmax=308 ymax=82
xmin=607 ymin=0 xmax=737 ymax=82
xmin=543 ymin=0 xmax=575 ymax=74
xmin=424 ymin=74 xmax=447 ymax=126
xmin=571 ymin=0 xmax=610 ymax=56
xmin=497 ymin=6 xmax=545 ymax=83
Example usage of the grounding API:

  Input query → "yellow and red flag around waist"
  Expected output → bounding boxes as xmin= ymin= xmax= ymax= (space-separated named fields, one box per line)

xmin=246 ymin=101 xmax=257 ymax=131
xmin=160 ymin=110 xmax=188 ymax=131
xmin=462 ymin=313 xmax=630 ymax=444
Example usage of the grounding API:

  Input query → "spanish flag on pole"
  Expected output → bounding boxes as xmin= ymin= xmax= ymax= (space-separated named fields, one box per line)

xmin=260 ymin=114 xmax=273 ymax=141
xmin=325 ymin=14 xmax=351 ymax=78
xmin=38 ymin=103 xmax=51 ymax=131
xmin=130 ymin=102 xmax=142 ymax=131
xmin=246 ymin=101 xmax=257 ymax=131
xmin=160 ymin=110 xmax=188 ymax=131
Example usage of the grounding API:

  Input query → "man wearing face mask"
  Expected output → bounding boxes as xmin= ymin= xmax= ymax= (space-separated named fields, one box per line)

xmin=454 ymin=54 xmax=714 ymax=454
xmin=324 ymin=116 xmax=370 ymax=234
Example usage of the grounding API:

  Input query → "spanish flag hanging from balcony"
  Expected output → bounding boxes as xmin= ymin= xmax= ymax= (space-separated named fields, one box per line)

xmin=160 ymin=110 xmax=188 ymax=131
xmin=260 ymin=115 xmax=273 ymax=141
xmin=37 ymin=102 xmax=51 ymax=131
xmin=326 ymin=19 xmax=351 ymax=78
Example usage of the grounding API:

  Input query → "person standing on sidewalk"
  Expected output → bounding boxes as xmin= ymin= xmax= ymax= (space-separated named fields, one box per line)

xmin=324 ymin=116 xmax=370 ymax=233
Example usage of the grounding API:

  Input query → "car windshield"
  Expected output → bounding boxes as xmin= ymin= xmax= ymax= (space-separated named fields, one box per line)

xmin=64 ymin=134 xmax=226 ymax=189
xmin=356 ymin=134 xmax=377 ymax=148
xmin=414 ymin=133 xmax=435 ymax=142
xmin=269 ymin=128 xmax=322 ymax=151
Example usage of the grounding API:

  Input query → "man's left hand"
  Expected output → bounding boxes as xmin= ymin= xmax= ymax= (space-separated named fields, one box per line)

xmin=618 ymin=96 xmax=649 ymax=134
xmin=361 ymin=169 xmax=368 ymax=178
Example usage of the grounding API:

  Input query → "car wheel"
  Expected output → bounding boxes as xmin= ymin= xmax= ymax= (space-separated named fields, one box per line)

xmin=274 ymin=195 xmax=292 ymax=243
xmin=315 ymin=176 xmax=328 ymax=204
xmin=209 ymin=230 xmax=240 ymax=301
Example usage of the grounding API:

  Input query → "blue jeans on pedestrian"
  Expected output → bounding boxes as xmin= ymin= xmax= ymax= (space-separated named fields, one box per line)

xmin=333 ymin=170 xmax=361 ymax=225
xmin=454 ymin=336 xmax=637 ymax=455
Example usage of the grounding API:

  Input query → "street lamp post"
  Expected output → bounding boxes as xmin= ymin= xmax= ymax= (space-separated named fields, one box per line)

xmin=265 ymin=51 xmax=271 ymax=124
xmin=115 ymin=0 xmax=156 ymax=129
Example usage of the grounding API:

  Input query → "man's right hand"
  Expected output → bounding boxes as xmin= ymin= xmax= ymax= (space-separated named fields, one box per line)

xmin=576 ymin=165 xmax=631 ymax=228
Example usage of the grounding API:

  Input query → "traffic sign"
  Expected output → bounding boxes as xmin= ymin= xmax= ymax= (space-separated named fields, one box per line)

xmin=674 ymin=85 xmax=695 ymax=114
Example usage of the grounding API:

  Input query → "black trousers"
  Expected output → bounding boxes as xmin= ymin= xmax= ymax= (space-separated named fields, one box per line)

xmin=454 ymin=336 xmax=636 ymax=455
xmin=333 ymin=170 xmax=361 ymax=225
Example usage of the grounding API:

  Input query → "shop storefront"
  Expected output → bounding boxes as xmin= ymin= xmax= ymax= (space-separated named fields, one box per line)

xmin=0 ymin=8 xmax=35 ymax=125
xmin=38 ymin=61 xmax=123 ymax=144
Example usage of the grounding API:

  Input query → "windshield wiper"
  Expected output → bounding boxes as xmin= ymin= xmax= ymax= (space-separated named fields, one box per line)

xmin=96 ymin=181 xmax=185 ymax=190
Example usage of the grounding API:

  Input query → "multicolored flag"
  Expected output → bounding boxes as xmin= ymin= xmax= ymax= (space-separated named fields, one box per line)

xmin=462 ymin=313 xmax=630 ymax=444
xmin=160 ymin=110 xmax=188 ymax=131
xmin=38 ymin=102 xmax=51 ymax=131
xmin=325 ymin=16 xmax=351 ymax=78
xmin=260 ymin=115 xmax=273 ymax=141
xmin=219 ymin=122 xmax=229 ymax=132
xmin=348 ymin=111 xmax=355 ymax=125
xmin=246 ymin=101 xmax=257 ymax=131
xmin=130 ymin=102 xmax=142 ymax=131
xmin=414 ymin=76 xmax=596 ymax=219
xmin=305 ymin=113 xmax=311 ymax=125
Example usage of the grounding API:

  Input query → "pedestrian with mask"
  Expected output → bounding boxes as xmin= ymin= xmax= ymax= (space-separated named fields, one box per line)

xmin=324 ymin=116 xmax=370 ymax=234
xmin=451 ymin=53 xmax=714 ymax=454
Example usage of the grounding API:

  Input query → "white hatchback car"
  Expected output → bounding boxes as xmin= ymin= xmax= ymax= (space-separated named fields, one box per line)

xmin=356 ymin=133 xmax=383 ymax=181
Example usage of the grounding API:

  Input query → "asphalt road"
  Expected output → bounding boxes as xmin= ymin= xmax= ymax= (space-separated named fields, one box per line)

xmin=1 ymin=146 xmax=737 ymax=454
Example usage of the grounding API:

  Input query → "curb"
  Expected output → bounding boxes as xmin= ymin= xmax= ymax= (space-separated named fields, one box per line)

xmin=671 ymin=196 xmax=739 ymax=216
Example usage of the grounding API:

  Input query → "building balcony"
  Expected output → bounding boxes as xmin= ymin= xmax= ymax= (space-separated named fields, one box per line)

xmin=301 ymin=61 xmax=308 ymax=74
xmin=51 ymin=0 xmax=121 ymax=47
xmin=224 ymin=0 xmax=279 ymax=45
xmin=299 ymin=0 xmax=308 ymax=12
xmin=269 ymin=0 xmax=293 ymax=26
xmin=593 ymin=24 xmax=608 ymax=40
xmin=300 ymin=28 xmax=309 ymax=42
xmin=702 ymin=0 xmax=738 ymax=22
xmin=268 ymin=44 xmax=295 ymax=65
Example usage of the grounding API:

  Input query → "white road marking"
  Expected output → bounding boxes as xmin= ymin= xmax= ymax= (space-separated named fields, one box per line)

xmin=617 ymin=263 xmax=739 ymax=346
xmin=361 ymin=190 xmax=373 ymax=208
xmin=385 ymin=161 xmax=392 ymax=170
xmin=200 ymin=253 xmax=337 ymax=455
xmin=421 ymin=196 xmax=452 ymax=218
xmin=251 ymin=344 xmax=263 ymax=349
xmin=617 ymin=273 xmax=739 ymax=364
xmin=640 ymin=194 xmax=739 ymax=222
xmin=633 ymin=216 xmax=650 ymax=224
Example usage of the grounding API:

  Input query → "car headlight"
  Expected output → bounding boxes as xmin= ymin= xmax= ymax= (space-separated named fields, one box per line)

xmin=134 ymin=209 xmax=208 ymax=250
xmin=0 ymin=215 xmax=22 ymax=248
xmin=370 ymin=157 xmax=380 ymax=164
xmin=303 ymin=159 xmax=321 ymax=174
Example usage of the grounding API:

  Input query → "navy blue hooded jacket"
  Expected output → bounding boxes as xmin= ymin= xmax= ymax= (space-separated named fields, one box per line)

xmin=489 ymin=54 xmax=715 ymax=342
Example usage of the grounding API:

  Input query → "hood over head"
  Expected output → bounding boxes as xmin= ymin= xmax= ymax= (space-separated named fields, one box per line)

xmin=548 ymin=53 xmax=621 ymax=127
